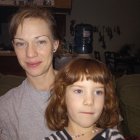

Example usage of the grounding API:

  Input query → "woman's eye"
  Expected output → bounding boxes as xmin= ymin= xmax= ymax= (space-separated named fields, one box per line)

xmin=40 ymin=40 xmax=47 ymax=44
xmin=37 ymin=40 xmax=47 ymax=46
xmin=15 ymin=42 xmax=26 ymax=47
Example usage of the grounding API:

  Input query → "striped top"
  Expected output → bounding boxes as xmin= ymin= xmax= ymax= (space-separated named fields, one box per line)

xmin=43 ymin=128 xmax=124 ymax=140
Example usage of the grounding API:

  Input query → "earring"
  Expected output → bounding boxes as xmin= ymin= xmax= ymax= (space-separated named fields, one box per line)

xmin=53 ymin=49 xmax=56 ymax=52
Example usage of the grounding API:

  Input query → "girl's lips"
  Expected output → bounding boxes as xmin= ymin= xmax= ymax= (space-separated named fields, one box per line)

xmin=80 ymin=112 xmax=94 ymax=115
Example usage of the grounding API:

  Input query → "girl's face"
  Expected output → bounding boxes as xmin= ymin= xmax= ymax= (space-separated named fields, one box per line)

xmin=13 ymin=18 xmax=59 ymax=77
xmin=65 ymin=78 xmax=105 ymax=129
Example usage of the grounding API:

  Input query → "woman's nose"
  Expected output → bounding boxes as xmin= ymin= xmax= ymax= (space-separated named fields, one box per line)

xmin=26 ymin=43 xmax=38 ymax=58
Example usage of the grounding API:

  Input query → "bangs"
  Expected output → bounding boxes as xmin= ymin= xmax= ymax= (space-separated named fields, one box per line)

xmin=63 ymin=58 xmax=111 ymax=85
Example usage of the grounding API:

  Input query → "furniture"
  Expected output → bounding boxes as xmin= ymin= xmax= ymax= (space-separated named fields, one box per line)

xmin=104 ymin=51 xmax=116 ymax=73
xmin=53 ymin=53 xmax=93 ymax=70
xmin=115 ymin=56 xmax=140 ymax=74
xmin=104 ymin=51 xmax=140 ymax=76
xmin=116 ymin=74 xmax=140 ymax=136
xmin=0 ymin=73 xmax=25 ymax=97
xmin=94 ymin=51 xmax=101 ymax=60
xmin=0 ymin=51 xmax=25 ymax=76
xmin=0 ymin=0 xmax=71 ymax=9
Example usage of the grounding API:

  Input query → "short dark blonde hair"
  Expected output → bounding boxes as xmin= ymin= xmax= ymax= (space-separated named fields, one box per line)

xmin=46 ymin=58 xmax=119 ymax=130
xmin=9 ymin=6 xmax=60 ymax=41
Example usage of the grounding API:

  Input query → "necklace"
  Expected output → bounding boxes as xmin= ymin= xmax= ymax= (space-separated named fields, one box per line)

xmin=70 ymin=128 xmax=98 ymax=138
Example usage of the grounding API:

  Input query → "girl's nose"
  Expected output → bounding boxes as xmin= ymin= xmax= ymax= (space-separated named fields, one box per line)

xmin=26 ymin=43 xmax=38 ymax=58
xmin=83 ymin=94 xmax=94 ymax=106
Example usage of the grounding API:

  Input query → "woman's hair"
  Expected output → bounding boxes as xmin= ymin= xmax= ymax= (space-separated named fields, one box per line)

xmin=9 ymin=6 xmax=60 ymax=41
xmin=45 ymin=58 xmax=119 ymax=130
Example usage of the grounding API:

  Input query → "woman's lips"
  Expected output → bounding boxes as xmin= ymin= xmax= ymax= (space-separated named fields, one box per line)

xmin=26 ymin=61 xmax=42 ymax=68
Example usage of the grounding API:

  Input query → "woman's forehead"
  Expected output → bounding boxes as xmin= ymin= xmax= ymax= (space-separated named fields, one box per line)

xmin=15 ymin=18 xmax=52 ymax=38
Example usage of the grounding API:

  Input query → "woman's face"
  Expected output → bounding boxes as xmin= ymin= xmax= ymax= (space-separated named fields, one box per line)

xmin=65 ymin=78 xmax=105 ymax=129
xmin=13 ymin=18 xmax=59 ymax=77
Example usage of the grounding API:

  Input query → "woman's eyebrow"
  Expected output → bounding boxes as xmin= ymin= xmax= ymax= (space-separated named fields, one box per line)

xmin=35 ymin=35 xmax=49 ymax=39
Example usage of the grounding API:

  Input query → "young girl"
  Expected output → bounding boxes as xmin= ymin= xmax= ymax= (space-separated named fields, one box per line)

xmin=44 ymin=58 xmax=124 ymax=140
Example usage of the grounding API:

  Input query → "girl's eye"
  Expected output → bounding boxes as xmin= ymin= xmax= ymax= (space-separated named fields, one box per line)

xmin=73 ymin=89 xmax=83 ymax=94
xmin=95 ymin=90 xmax=104 ymax=95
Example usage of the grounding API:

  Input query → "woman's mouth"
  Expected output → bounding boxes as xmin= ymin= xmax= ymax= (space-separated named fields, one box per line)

xmin=26 ymin=61 xmax=42 ymax=68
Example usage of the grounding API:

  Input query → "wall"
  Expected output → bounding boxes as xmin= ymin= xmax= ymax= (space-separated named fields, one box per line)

xmin=65 ymin=0 xmax=140 ymax=61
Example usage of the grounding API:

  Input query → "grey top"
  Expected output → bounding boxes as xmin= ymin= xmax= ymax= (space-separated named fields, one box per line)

xmin=0 ymin=79 xmax=53 ymax=140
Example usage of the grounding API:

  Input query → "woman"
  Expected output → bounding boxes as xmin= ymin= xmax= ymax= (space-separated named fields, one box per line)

xmin=0 ymin=6 xmax=60 ymax=140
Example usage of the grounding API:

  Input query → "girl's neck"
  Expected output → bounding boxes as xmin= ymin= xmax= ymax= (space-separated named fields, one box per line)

xmin=65 ymin=125 xmax=100 ymax=140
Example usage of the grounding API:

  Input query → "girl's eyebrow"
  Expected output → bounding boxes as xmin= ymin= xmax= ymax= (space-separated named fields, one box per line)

xmin=69 ymin=84 xmax=83 ymax=88
xmin=95 ymin=86 xmax=104 ymax=88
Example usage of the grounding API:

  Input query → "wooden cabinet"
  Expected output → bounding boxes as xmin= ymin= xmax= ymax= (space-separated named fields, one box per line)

xmin=53 ymin=0 xmax=71 ymax=9
xmin=0 ymin=0 xmax=72 ymax=23
xmin=0 ymin=51 xmax=25 ymax=76
xmin=0 ymin=0 xmax=72 ymax=9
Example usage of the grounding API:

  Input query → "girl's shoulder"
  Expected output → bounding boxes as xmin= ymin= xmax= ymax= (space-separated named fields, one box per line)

xmin=43 ymin=129 xmax=72 ymax=140
xmin=94 ymin=128 xmax=125 ymax=140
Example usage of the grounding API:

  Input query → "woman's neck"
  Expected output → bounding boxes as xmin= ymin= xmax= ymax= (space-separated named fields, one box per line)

xmin=27 ymin=69 xmax=57 ymax=91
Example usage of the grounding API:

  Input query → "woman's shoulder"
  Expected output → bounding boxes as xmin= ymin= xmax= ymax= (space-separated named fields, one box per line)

xmin=0 ymin=79 xmax=30 ymax=113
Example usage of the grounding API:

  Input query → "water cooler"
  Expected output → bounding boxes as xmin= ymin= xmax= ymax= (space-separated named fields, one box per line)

xmin=74 ymin=24 xmax=93 ymax=54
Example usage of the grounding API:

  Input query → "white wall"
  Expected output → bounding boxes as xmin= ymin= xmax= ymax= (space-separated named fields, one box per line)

xmin=66 ymin=0 xmax=140 ymax=61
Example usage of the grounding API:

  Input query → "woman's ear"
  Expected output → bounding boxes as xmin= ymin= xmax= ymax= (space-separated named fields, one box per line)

xmin=53 ymin=40 xmax=59 ymax=52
